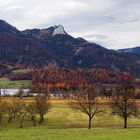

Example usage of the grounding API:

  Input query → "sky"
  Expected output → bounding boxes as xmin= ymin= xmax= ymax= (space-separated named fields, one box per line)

xmin=0 ymin=0 xmax=140 ymax=49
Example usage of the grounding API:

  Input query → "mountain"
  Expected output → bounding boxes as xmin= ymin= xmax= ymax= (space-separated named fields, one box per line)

xmin=118 ymin=46 xmax=140 ymax=55
xmin=0 ymin=62 xmax=11 ymax=77
xmin=0 ymin=20 xmax=140 ymax=77
xmin=0 ymin=20 xmax=19 ymax=33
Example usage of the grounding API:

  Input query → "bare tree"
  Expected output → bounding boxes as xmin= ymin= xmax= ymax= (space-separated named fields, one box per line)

xmin=31 ymin=84 xmax=52 ymax=124
xmin=70 ymin=84 xmax=102 ymax=129
xmin=12 ymin=99 xmax=23 ymax=119
xmin=6 ymin=99 xmax=26 ymax=124
xmin=17 ymin=101 xmax=26 ymax=128
xmin=35 ymin=95 xmax=51 ymax=124
xmin=6 ymin=102 xmax=15 ymax=123
xmin=6 ymin=99 xmax=28 ymax=128
xmin=111 ymin=83 xmax=138 ymax=128
xmin=26 ymin=102 xmax=37 ymax=126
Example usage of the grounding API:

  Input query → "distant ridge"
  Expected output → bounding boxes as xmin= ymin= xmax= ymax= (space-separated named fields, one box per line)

xmin=0 ymin=20 xmax=140 ymax=77
xmin=118 ymin=46 xmax=140 ymax=55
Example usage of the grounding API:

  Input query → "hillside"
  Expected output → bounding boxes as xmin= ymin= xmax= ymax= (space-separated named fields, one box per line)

xmin=0 ymin=20 xmax=140 ymax=77
xmin=118 ymin=46 xmax=140 ymax=55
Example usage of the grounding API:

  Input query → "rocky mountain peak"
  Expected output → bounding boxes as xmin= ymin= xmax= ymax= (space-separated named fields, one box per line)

xmin=52 ymin=25 xmax=67 ymax=36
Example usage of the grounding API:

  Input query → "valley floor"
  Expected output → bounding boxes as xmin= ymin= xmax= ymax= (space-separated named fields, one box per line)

xmin=0 ymin=100 xmax=140 ymax=140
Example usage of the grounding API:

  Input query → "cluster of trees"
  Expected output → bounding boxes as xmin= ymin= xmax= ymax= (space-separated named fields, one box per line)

xmin=9 ymin=72 xmax=33 ymax=81
xmin=32 ymin=66 xmax=133 ymax=89
xmin=0 ymin=96 xmax=51 ymax=128
xmin=0 ymin=81 xmax=139 ymax=129
xmin=0 ymin=62 xmax=28 ymax=78
xmin=70 ymin=82 xmax=139 ymax=129
xmin=0 ymin=85 xmax=51 ymax=128
xmin=31 ymin=80 xmax=139 ymax=129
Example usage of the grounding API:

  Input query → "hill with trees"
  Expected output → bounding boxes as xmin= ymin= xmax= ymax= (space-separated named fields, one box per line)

xmin=0 ymin=20 xmax=140 ymax=77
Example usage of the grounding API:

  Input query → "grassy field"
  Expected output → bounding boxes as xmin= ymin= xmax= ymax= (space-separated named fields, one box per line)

xmin=0 ymin=68 xmax=32 ymax=88
xmin=0 ymin=100 xmax=140 ymax=140
xmin=12 ymin=69 xmax=32 ymax=74
xmin=0 ymin=78 xmax=31 ymax=88
xmin=0 ymin=128 xmax=140 ymax=140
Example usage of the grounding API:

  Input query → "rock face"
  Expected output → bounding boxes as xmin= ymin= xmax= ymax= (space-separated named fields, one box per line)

xmin=0 ymin=20 xmax=140 ymax=77
xmin=53 ymin=25 xmax=67 ymax=36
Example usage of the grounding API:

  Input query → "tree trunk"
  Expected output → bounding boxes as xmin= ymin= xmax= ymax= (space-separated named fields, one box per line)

xmin=39 ymin=115 xmax=44 ymax=125
xmin=20 ymin=116 xmax=24 ymax=128
xmin=0 ymin=114 xmax=2 ymax=125
xmin=88 ymin=117 xmax=92 ymax=129
xmin=8 ymin=116 xmax=12 ymax=123
xmin=13 ymin=113 xmax=16 ymax=119
xmin=32 ymin=117 xmax=36 ymax=126
xmin=124 ymin=116 xmax=127 ymax=128
xmin=31 ymin=116 xmax=34 ymax=121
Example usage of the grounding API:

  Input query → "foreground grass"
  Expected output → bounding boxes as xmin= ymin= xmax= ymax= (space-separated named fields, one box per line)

xmin=0 ymin=127 xmax=140 ymax=140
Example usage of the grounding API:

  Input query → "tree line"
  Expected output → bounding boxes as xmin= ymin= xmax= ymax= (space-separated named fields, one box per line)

xmin=0 ymin=85 xmax=51 ymax=128
xmin=0 ymin=80 xmax=139 ymax=129
xmin=70 ymin=82 xmax=139 ymax=129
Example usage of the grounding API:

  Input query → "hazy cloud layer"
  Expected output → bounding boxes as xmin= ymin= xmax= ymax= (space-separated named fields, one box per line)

xmin=0 ymin=0 xmax=140 ymax=49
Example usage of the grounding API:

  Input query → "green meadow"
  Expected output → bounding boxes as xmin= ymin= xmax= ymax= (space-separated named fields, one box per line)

xmin=0 ymin=101 xmax=140 ymax=140
xmin=12 ymin=69 xmax=32 ymax=74
xmin=0 ymin=128 xmax=140 ymax=140
xmin=0 ymin=78 xmax=31 ymax=88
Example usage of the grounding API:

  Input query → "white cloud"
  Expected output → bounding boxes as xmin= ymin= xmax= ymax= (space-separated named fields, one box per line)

xmin=3 ymin=5 xmax=23 ymax=12
xmin=0 ymin=0 xmax=140 ymax=49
